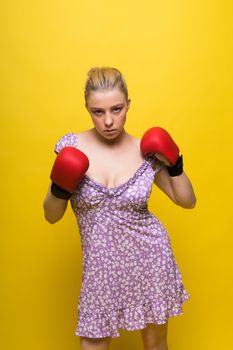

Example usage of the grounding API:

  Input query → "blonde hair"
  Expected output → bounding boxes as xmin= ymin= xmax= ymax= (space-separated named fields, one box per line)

xmin=84 ymin=66 xmax=129 ymax=105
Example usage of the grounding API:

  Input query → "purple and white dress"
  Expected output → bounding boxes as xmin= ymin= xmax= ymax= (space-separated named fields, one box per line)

xmin=54 ymin=132 xmax=190 ymax=338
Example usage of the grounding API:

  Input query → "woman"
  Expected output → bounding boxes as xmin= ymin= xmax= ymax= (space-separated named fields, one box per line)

xmin=43 ymin=67 xmax=196 ymax=350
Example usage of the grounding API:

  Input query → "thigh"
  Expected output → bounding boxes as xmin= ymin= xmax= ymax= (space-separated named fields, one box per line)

xmin=79 ymin=335 xmax=112 ymax=350
xmin=140 ymin=321 xmax=168 ymax=349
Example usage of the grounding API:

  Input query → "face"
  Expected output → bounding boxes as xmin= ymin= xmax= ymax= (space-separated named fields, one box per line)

xmin=85 ymin=88 xmax=131 ymax=141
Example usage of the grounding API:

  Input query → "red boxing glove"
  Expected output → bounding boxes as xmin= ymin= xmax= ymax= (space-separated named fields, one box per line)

xmin=140 ymin=127 xmax=180 ymax=166
xmin=50 ymin=146 xmax=89 ymax=198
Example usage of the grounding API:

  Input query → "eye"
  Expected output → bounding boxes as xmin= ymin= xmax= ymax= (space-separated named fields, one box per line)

xmin=93 ymin=107 xmax=122 ymax=115
xmin=94 ymin=110 xmax=103 ymax=115
xmin=113 ymin=107 xmax=122 ymax=113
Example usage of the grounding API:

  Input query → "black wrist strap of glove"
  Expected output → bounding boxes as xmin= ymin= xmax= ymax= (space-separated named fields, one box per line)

xmin=51 ymin=182 xmax=72 ymax=200
xmin=166 ymin=154 xmax=183 ymax=177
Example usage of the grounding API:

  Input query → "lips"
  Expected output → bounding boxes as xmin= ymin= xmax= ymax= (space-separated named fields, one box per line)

xmin=104 ymin=129 xmax=116 ymax=132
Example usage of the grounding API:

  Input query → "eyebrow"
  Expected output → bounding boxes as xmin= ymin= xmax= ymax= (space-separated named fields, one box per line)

xmin=90 ymin=103 xmax=124 ymax=110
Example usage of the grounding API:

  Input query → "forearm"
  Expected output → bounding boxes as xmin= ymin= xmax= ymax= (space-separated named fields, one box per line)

xmin=168 ymin=171 xmax=196 ymax=209
xmin=43 ymin=183 xmax=68 ymax=224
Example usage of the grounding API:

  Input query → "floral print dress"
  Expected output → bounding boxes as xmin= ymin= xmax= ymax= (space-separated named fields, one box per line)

xmin=54 ymin=132 xmax=190 ymax=338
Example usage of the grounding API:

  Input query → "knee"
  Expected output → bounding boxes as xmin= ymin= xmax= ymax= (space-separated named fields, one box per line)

xmin=141 ymin=322 xmax=168 ymax=350
xmin=142 ymin=343 xmax=168 ymax=350
xmin=79 ymin=335 xmax=112 ymax=350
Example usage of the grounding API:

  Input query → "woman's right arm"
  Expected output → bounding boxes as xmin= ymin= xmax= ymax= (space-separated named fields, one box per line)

xmin=43 ymin=182 xmax=69 ymax=224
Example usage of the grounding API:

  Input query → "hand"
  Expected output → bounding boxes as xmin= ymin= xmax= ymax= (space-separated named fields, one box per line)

xmin=50 ymin=146 xmax=89 ymax=199
xmin=140 ymin=126 xmax=180 ymax=165
xmin=140 ymin=126 xmax=183 ymax=176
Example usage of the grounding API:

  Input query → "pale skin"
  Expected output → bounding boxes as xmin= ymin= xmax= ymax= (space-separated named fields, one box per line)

xmin=43 ymin=88 xmax=196 ymax=350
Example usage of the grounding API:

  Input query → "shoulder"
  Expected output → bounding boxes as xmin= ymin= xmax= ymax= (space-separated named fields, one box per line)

xmin=131 ymin=135 xmax=164 ymax=171
xmin=54 ymin=129 xmax=92 ymax=154
xmin=128 ymin=134 xmax=141 ymax=148
xmin=53 ymin=132 xmax=78 ymax=154
xmin=128 ymin=135 xmax=159 ymax=171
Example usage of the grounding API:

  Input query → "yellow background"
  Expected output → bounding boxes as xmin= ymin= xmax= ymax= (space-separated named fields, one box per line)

xmin=1 ymin=1 xmax=232 ymax=349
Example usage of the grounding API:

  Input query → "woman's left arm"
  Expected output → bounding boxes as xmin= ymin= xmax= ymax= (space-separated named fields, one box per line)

xmin=153 ymin=164 xmax=197 ymax=209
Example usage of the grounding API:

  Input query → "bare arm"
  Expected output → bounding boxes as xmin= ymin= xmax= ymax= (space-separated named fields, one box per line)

xmin=153 ymin=162 xmax=197 ymax=209
xmin=43 ymin=182 xmax=69 ymax=224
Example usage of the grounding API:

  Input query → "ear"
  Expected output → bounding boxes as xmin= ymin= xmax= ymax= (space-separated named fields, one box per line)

xmin=127 ymin=98 xmax=131 ymax=110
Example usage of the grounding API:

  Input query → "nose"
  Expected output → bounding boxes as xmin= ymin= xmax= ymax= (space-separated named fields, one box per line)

xmin=104 ymin=113 xmax=114 ymax=127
